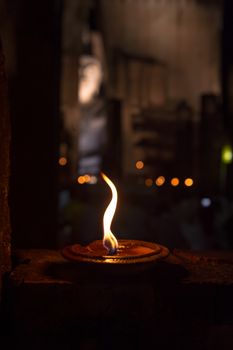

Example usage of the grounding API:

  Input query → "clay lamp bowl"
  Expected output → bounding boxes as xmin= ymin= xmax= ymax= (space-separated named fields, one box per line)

xmin=62 ymin=239 xmax=169 ymax=274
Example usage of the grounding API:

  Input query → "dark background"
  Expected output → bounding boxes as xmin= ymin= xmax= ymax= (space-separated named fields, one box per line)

xmin=1 ymin=0 xmax=233 ymax=250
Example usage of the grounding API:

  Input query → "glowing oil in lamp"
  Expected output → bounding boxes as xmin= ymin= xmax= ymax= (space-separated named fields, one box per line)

xmin=62 ymin=173 xmax=169 ymax=272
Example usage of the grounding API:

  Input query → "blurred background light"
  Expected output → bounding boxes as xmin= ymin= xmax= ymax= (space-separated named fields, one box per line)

xmin=135 ymin=160 xmax=144 ymax=170
xmin=145 ymin=178 xmax=153 ymax=187
xmin=171 ymin=177 xmax=179 ymax=186
xmin=58 ymin=157 xmax=67 ymax=166
xmin=77 ymin=176 xmax=85 ymax=184
xmin=201 ymin=197 xmax=211 ymax=207
xmin=155 ymin=176 xmax=165 ymax=186
xmin=184 ymin=178 xmax=194 ymax=187
xmin=221 ymin=145 xmax=233 ymax=164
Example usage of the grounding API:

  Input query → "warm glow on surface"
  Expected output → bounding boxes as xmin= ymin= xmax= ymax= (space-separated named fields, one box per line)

xmin=136 ymin=160 xmax=144 ymax=170
xmin=171 ymin=177 xmax=179 ymax=186
xmin=184 ymin=178 xmax=194 ymax=187
xmin=155 ymin=176 xmax=165 ymax=186
xmin=145 ymin=178 xmax=153 ymax=187
xmin=77 ymin=176 xmax=85 ymax=184
xmin=59 ymin=157 xmax=67 ymax=166
xmin=101 ymin=172 xmax=119 ymax=254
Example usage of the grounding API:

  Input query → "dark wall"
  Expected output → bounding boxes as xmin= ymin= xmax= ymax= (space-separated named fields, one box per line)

xmin=0 ymin=38 xmax=11 ymax=297
xmin=222 ymin=0 xmax=233 ymax=198
xmin=10 ymin=0 xmax=62 ymax=248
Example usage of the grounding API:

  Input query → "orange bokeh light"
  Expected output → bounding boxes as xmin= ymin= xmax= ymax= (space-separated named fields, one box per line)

xmin=184 ymin=178 xmax=194 ymax=187
xmin=136 ymin=160 xmax=144 ymax=170
xmin=77 ymin=176 xmax=85 ymax=184
xmin=58 ymin=157 xmax=67 ymax=166
xmin=84 ymin=174 xmax=91 ymax=183
xmin=171 ymin=177 xmax=179 ymax=186
xmin=155 ymin=176 xmax=165 ymax=186
xmin=145 ymin=178 xmax=153 ymax=187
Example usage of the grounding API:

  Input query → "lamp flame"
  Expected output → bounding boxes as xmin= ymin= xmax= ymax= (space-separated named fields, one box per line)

xmin=101 ymin=172 xmax=119 ymax=255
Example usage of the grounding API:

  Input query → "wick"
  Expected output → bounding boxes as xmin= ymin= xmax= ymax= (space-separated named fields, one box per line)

xmin=104 ymin=240 xmax=118 ymax=255
xmin=107 ymin=247 xmax=117 ymax=256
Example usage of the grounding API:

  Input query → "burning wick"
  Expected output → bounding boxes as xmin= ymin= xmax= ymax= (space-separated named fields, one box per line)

xmin=101 ymin=172 xmax=119 ymax=255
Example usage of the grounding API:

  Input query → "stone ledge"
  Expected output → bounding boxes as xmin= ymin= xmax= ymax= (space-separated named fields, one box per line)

xmin=1 ymin=248 xmax=233 ymax=347
xmin=9 ymin=248 xmax=233 ymax=285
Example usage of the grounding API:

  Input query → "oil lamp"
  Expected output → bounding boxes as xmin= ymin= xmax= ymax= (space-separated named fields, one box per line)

xmin=62 ymin=172 xmax=169 ymax=272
